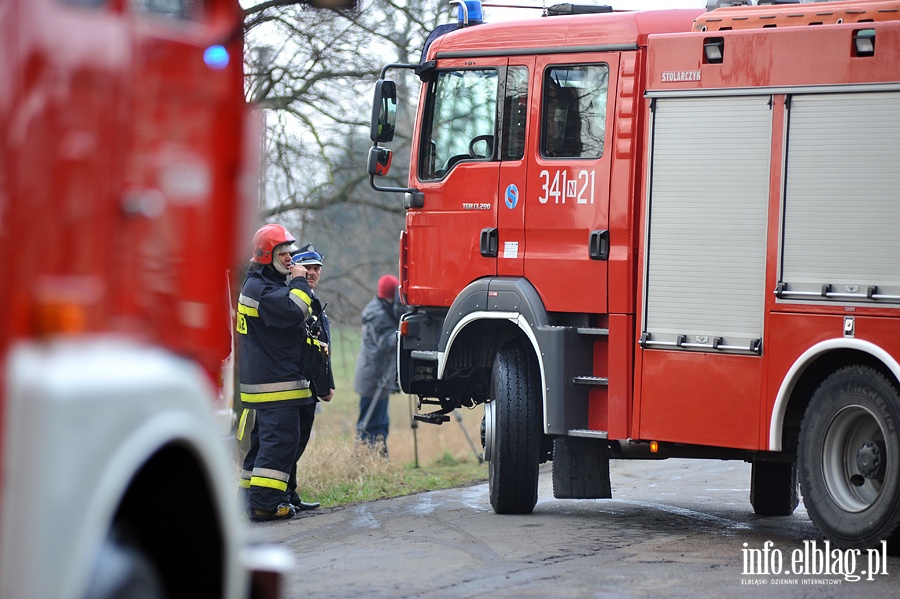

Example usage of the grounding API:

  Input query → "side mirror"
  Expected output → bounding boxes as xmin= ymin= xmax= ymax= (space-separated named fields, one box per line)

xmin=367 ymin=146 xmax=393 ymax=177
xmin=370 ymin=79 xmax=397 ymax=143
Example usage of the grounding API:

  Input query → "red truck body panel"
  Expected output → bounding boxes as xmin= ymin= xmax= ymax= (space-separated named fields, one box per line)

xmin=1 ymin=0 xmax=244 ymax=380
xmin=0 ymin=2 xmax=265 ymax=596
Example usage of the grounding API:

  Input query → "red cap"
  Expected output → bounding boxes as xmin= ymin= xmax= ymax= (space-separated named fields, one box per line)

xmin=377 ymin=275 xmax=399 ymax=300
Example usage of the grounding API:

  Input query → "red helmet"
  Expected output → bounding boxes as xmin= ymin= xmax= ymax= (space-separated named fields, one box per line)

xmin=250 ymin=224 xmax=297 ymax=264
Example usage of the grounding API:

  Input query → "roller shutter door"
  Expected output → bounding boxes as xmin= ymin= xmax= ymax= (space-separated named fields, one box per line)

xmin=642 ymin=95 xmax=771 ymax=354
xmin=779 ymin=92 xmax=900 ymax=305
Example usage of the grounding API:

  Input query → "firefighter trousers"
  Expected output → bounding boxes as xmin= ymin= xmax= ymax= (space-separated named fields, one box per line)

xmin=289 ymin=402 xmax=316 ymax=504
xmin=241 ymin=403 xmax=316 ymax=512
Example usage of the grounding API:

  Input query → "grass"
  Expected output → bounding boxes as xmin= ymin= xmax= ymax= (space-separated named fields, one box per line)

xmin=289 ymin=325 xmax=488 ymax=507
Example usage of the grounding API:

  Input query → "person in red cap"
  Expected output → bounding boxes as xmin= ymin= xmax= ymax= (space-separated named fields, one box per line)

xmin=353 ymin=274 xmax=401 ymax=455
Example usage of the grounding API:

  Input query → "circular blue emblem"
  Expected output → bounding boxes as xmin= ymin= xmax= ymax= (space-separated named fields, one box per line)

xmin=505 ymin=184 xmax=519 ymax=209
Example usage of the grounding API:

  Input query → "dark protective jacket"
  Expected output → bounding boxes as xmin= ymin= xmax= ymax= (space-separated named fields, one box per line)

xmin=237 ymin=264 xmax=316 ymax=408
xmin=305 ymin=289 xmax=335 ymax=397
xmin=353 ymin=296 xmax=400 ymax=398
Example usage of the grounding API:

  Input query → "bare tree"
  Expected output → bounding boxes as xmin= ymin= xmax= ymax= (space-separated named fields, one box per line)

xmin=241 ymin=0 xmax=449 ymax=321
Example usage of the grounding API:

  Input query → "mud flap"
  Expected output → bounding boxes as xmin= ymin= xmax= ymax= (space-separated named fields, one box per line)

xmin=552 ymin=436 xmax=612 ymax=499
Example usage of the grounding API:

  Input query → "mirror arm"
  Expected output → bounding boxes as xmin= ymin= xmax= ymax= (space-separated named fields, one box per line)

xmin=368 ymin=62 xmax=427 ymax=202
xmin=380 ymin=62 xmax=421 ymax=79
xmin=368 ymin=175 xmax=419 ymax=196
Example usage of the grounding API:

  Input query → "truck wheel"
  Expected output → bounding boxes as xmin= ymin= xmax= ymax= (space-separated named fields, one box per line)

xmin=750 ymin=461 xmax=799 ymax=516
xmin=487 ymin=348 xmax=541 ymax=514
xmin=798 ymin=365 xmax=900 ymax=549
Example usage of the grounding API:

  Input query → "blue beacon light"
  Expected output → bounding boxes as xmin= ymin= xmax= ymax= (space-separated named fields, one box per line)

xmin=203 ymin=45 xmax=230 ymax=70
xmin=456 ymin=0 xmax=483 ymax=26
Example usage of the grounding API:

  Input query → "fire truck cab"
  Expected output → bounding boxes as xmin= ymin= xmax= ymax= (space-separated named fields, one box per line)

xmin=369 ymin=0 xmax=900 ymax=550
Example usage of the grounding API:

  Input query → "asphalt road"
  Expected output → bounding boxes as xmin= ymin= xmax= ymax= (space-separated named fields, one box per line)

xmin=251 ymin=458 xmax=900 ymax=598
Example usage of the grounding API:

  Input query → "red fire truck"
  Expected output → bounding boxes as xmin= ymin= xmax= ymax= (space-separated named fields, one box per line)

xmin=368 ymin=0 xmax=900 ymax=550
xmin=0 ymin=1 xmax=280 ymax=597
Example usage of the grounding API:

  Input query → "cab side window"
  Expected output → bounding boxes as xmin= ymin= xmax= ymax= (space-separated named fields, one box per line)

xmin=541 ymin=64 xmax=609 ymax=158
xmin=420 ymin=69 xmax=499 ymax=180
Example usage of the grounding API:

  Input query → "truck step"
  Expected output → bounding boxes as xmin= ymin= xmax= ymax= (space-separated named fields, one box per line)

xmin=573 ymin=376 xmax=609 ymax=386
xmin=576 ymin=327 xmax=609 ymax=336
xmin=567 ymin=429 xmax=609 ymax=439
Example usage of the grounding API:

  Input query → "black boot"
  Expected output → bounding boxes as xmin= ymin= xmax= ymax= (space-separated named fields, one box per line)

xmin=249 ymin=502 xmax=295 ymax=522
xmin=291 ymin=499 xmax=321 ymax=512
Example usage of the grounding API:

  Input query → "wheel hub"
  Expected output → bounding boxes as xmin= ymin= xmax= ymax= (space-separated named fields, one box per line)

xmin=821 ymin=404 xmax=885 ymax=512
xmin=856 ymin=440 xmax=886 ymax=480
xmin=483 ymin=400 xmax=495 ymax=463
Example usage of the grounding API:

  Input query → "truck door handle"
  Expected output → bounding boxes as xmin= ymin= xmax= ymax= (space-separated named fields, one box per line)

xmin=480 ymin=227 xmax=498 ymax=258
xmin=589 ymin=229 xmax=609 ymax=260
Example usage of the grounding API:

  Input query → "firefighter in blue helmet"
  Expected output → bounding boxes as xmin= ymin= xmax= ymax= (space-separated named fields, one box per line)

xmin=236 ymin=223 xmax=319 ymax=521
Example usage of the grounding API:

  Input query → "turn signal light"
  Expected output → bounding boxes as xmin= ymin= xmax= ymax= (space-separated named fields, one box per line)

xmin=649 ymin=441 xmax=659 ymax=453
xmin=35 ymin=302 xmax=86 ymax=336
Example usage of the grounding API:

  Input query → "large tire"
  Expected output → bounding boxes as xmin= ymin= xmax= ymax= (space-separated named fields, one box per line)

xmin=798 ymin=365 xmax=900 ymax=550
xmin=487 ymin=348 xmax=541 ymax=514
xmin=750 ymin=461 xmax=799 ymax=516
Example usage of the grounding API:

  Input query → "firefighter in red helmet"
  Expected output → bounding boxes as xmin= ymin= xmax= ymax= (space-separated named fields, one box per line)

xmin=236 ymin=223 xmax=321 ymax=520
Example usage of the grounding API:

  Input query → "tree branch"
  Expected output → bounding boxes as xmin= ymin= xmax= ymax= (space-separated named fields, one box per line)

xmin=243 ymin=0 xmax=305 ymax=18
